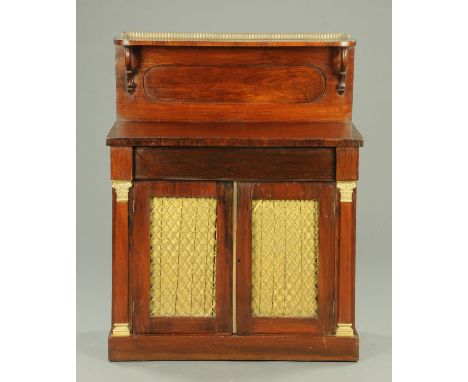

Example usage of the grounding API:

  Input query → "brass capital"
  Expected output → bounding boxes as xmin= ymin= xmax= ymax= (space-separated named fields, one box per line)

xmin=336 ymin=181 xmax=357 ymax=203
xmin=112 ymin=180 xmax=132 ymax=202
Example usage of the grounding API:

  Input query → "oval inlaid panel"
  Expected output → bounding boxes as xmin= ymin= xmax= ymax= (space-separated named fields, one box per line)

xmin=143 ymin=65 xmax=326 ymax=104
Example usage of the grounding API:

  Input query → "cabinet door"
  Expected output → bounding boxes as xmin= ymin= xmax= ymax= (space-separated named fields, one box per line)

xmin=236 ymin=182 xmax=336 ymax=335
xmin=132 ymin=180 xmax=233 ymax=334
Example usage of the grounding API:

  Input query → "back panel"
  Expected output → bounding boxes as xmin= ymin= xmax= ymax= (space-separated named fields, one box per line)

xmin=115 ymin=45 xmax=355 ymax=122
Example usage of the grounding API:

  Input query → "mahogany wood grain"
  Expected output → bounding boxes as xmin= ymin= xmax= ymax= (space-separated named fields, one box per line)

xmin=131 ymin=182 xmax=150 ymax=334
xmin=336 ymin=147 xmax=359 ymax=180
xmin=134 ymin=147 xmax=335 ymax=181
xmin=115 ymin=46 xmax=355 ymax=122
xmin=335 ymin=147 xmax=358 ymax=327
xmin=337 ymin=193 xmax=356 ymax=326
xmin=252 ymin=318 xmax=321 ymax=334
xmin=107 ymin=121 xmax=363 ymax=148
xmin=236 ymin=182 xmax=336 ymax=335
xmin=110 ymin=147 xmax=133 ymax=180
xmin=235 ymin=183 xmax=253 ymax=335
xmin=216 ymin=181 xmax=234 ymax=333
xmin=131 ymin=180 xmax=233 ymax=334
xmin=143 ymin=65 xmax=326 ymax=104
xmin=111 ymin=191 xmax=131 ymax=328
xmin=352 ymin=190 xmax=357 ymax=327
xmin=108 ymin=333 xmax=359 ymax=361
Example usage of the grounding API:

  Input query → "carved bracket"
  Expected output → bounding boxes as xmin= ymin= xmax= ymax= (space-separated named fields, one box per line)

xmin=124 ymin=46 xmax=136 ymax=94
xmin=336 ymin=47 xmax=348 ymax=95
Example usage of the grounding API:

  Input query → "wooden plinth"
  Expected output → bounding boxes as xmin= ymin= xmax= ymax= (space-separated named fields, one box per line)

xmin=108 ymin=333 xmax=359 ymax=362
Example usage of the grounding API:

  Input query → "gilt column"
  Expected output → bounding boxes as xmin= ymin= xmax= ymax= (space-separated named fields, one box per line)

xmin=110 ymin=147 xmax=133 ymax=337
xmin=335 ymin=147 xmax=359 ymax=337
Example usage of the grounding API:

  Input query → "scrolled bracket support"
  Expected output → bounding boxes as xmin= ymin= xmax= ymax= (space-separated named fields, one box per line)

xmin=337 ymin=46 xmax=348 ymax=95
xmin=124 ymin=46 xmax=136 ymax=94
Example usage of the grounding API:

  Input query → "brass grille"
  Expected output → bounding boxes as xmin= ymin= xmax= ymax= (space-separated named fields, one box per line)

xmin=149 ymin=197 xmax=217 ymax=317
xmin=251 ymin=199 xmax=319 ymax=317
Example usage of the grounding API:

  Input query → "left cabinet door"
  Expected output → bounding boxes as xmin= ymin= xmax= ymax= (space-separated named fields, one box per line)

xmin=131 ymin=180 xmax=233 ymax=334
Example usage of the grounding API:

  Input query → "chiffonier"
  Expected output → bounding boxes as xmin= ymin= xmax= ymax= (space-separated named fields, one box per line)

xmin=107 ymin=32 xmax=363 ymax=361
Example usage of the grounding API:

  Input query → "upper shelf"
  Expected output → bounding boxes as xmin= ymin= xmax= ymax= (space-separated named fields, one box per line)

xmin=114 ymin=32 xmax=356 ymax=47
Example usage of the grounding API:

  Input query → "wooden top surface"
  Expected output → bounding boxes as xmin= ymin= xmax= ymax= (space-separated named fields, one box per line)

xmin=106 ymin=121 xmax=363 ymax=148
xmin=115 ymin=32 xmax=356 ymax=47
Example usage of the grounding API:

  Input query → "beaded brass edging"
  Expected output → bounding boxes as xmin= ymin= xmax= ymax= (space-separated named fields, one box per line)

xmin=120 ymin=32 xmax=351 ymax=42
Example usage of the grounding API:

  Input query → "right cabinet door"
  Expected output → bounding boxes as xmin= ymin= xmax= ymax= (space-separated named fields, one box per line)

xmin=236 ymin=182 xmax=337 ymax=335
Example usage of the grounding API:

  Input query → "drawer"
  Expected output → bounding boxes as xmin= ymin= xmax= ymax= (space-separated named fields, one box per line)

xmin=134 ymin=147 xmax=335 ymax=181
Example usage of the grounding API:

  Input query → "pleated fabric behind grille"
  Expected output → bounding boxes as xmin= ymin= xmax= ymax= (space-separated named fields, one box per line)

xmin=251 ymin=199 xmax=319 ymax=317
xmin=149 ymin=197 xmax=217 ymax=317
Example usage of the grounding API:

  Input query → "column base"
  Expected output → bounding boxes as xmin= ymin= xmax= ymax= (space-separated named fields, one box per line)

xmin=111 ymin=323 xmax=131 ymax=337
xmin=336 ymin=323 xmax=355 ymax=337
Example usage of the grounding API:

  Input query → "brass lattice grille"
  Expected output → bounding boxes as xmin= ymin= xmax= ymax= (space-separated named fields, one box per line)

xmin=251 ymin=199 xmax=319 ymax=317
xmin=149 ymin=197 xmax=217 ymax=317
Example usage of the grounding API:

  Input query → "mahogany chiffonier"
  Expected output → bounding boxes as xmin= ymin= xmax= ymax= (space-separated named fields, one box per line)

xmin=106 ymin=32 xmax=363 ymax=361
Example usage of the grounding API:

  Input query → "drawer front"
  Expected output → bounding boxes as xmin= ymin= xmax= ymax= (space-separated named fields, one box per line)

xmin=134 ymin=147 xmax=335 ymax=181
